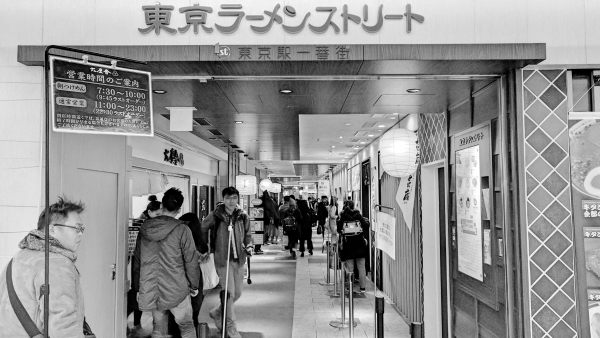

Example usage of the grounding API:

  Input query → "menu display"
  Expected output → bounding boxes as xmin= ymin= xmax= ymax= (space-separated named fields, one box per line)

xmin=249 ymin=207 xmax=264 ymax=245
xmin=568 ymin=114 xmax=600 ymax=336
xmin=50 ymin=56 xmax=153 ymax=136
xmin=456 ymin=145 xmax=484 ymax=282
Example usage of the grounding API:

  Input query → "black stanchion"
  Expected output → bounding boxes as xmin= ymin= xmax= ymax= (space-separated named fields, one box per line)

xmin=375 ymin=296 xmax=385 ymax=338
xmin=319 ymin=240 xmax=333 ymax=286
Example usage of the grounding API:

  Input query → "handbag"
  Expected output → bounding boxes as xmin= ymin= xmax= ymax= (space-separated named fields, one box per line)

xmin=316 ymin=224 xmax=322 ymax=235
xmin=199 ymin=253 xmax=219 ymax=290
xmin=6 ymin=259 xmax=96 ymax=338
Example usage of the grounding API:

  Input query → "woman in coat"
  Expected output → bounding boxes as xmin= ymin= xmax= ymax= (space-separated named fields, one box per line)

xmin=336 ymin=200 xmax=369 ymax=293
xmin=297 ymin=199 xmax=314 ymax=257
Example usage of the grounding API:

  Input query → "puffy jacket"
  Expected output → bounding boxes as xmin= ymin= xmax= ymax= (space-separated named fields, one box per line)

xmin=133 ymin=215 xmax=200 ymax=311
xmin=337 ymin=209 xmax=370 ymax=261
xmin=0 ymin=231 xmax=85 ymax=338
xmin=200 ymin=205 xmax=252 ymax=268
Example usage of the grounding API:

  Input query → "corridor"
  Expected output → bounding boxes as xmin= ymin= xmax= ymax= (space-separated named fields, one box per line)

xmin=197 ymin=230 xmax=410 ymax=338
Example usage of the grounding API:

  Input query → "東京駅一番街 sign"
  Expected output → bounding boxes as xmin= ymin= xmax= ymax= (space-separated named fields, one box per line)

xmin=50 ymin=56 xmax=153 ymax=136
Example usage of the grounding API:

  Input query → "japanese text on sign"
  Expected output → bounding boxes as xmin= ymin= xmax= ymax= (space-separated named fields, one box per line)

xmin=139 ymin=2 xmax=424 ymax=35
xmin=50 ymin=56 xmax=153 ymax=136
xmin=583 ymin=200 xmax=600 ymax=218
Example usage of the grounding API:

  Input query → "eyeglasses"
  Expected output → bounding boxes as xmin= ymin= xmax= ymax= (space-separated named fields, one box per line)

xmin=53 ymin=224 xmax=85 ymax=234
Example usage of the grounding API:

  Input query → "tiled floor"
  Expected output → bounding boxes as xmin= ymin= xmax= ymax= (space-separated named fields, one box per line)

xmin=197 ymin=230 xmax=410 ymax=338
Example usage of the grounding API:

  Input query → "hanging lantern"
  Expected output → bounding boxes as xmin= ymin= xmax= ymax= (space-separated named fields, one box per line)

xmin=236 ymin=175 xmax=257 ymax=195
xmin=379 ymin=128 xmax=419 ymax=177
xmin=259 ymin=179 xmax=273 ymax=192
xmin=269 ymin=183 xmax=282 ymax=193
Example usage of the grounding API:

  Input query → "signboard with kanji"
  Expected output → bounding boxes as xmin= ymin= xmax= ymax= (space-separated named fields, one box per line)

xmin=50 ymin=56 xmax=153 ymax=136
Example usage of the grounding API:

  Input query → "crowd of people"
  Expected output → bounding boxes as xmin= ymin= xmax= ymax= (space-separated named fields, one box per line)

xmin=0 ymin=188 xmax=370 ymax=338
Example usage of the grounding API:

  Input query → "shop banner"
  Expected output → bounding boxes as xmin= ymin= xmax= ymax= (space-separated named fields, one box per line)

xmin=568 ymin=113 xmax=600 ymax=331
xmin=50 ymin=56 xmax=153 ymax=136
xmin=456 ymin=145 xmax=484 ymax=282
xmin=396 ymin=174 xmax=416 ymax=232
xmin=376 ymin=211 xmax=396 ymax=260
xmin=317 ymin=179 xmax=330 ymax=198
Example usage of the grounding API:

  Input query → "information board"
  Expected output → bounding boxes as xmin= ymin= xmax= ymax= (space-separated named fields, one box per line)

xmin=567 ymin=113 xmax=600 ymax=334
xmin=456 ymin=145 xmax=484 ymax=282
xmin=50 ymin=56 xmax=153 ymax=136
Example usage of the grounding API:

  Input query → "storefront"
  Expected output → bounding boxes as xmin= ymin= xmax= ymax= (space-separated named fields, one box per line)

xmin=2 ymin=1 xmax=600 ymax=338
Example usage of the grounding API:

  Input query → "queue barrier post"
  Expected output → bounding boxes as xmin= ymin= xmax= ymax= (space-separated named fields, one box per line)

xmin=375 ymin=295 xmax=385 ymax=338
xmin=348 ymin=270 xmax=355 ymax=338
xmin=327 ymin=244 xmax=340 ymax=297
xmin=319 ymin=240 xmax=333 ymax=286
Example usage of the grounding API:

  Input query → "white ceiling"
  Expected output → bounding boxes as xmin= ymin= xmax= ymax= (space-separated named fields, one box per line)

xmin=299 ymin=114 xmax=405 ymax=162
xmin=250 ymin=160 xmax=296 ymax=176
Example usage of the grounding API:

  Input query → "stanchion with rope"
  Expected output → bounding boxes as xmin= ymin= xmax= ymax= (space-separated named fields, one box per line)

xmin=327 ymin=243 xmax=340 ymax=297
xmin=319 ymin=240 xmax=333 ymax=286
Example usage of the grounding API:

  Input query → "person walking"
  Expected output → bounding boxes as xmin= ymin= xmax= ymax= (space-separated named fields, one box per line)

xmin=337 ymin=200 xmax=370 ymax=293
xmin=133 ymin=188 xmax=200 ymax=338
xmin=317 ymin=196 xmax=329 ymax=240
xmin=327 ymin=196 xmax=339 ymax=244
xmin=297 ymin=199 xmax=314 ymax=257
xmin=199 ymin=187 xmax=253 ymax=338
xmin=280 ymin=196 xmax=302 ymax=258
xmin=0 ymin=197 xmax=87 ymax=337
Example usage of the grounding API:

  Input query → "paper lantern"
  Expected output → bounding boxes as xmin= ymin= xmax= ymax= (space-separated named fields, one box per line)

xmin=269 ymin=183 xmax=282 ymax=193
xmin=379 ymin=128 xmax=419 ymax=177
xmin=236 ymin=175 xmax=257 ymax=195
xmin=259 ymin=179 xmax=273 ymax=192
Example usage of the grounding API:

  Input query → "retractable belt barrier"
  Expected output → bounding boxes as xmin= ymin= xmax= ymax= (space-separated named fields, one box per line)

xmin=327 ymin=244 xmax=340 ymax=297
xmin=330 ymin=262 xmax=358 ymax=330
xmin=319 ymin=240 xmax=334 ymax=286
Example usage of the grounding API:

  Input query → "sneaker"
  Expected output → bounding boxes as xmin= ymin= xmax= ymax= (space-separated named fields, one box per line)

xmin=360 ymin=288 xmax=366 ymax=293
xmin=309 ymin=250 xmax=313 ymax=255
xmin=300 ymin=252 xmax=305 ymax=257
xmin=227 ymin=326 xmax=243 ymax=338
xmin=209 ymin=308 xmax=223 ymax=332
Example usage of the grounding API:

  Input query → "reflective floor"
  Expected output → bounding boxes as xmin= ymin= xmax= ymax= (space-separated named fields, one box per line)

xmin=197 ymin=230 xmax=410 ymax=338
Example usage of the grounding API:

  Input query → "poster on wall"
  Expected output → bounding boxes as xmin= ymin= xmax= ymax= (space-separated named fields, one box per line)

xmin=50 ymin=56 xmax=153 ymax=136
xmin=376 ymin=211 xmax=396 ymax=260
xmin=568 ymin=113 xmax=600 ymax=334
xmin=456 ymin=145 xmax=484 ymax=282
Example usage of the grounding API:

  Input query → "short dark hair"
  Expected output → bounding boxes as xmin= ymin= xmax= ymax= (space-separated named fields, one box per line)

xmin=321 ymin=196 xmax=327 ymax=200
xmin=162 ymin=188 xmax=184 ymax=212
xmin=37 ymin=197 xmax=85 ymax=230
xmin=222 ymin=186 xmax=239 ymax=198
xmin=289 ymin=195 xmax=296 ymax=200
xmin=347 ymin=200 xmax=355 ymax=210
xmin=283 ymin=196 xmax=290 ymax=202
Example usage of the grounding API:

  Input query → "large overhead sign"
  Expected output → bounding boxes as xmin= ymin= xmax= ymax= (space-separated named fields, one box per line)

xmin=138 ymin=3 xmax=424 ymax=35
xmin=50 ymin=56 xmax=153 ymax=136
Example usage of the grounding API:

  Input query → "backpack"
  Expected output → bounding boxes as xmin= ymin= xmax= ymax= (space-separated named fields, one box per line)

xmin=342 ymin=219 xmax=362 ymax=236
xmin=282 ymin=209 xmax=297 ymax=235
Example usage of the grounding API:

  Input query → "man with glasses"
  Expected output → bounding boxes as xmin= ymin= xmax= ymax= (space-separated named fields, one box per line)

xmin=0 ymin=197 xmax=87 ymax=337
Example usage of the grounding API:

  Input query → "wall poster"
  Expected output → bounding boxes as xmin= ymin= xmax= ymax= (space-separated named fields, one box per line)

xmin=456 ymin=145 xmax=484 ymax=281
xmin=568 ymin=113 xmax=600 ymax=336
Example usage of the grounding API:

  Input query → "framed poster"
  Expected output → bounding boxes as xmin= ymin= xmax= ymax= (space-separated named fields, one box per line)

xmin=249 ymin=207 xmax=264 ymax=219
xmin=49 ymin=56 xmax=153 ymax=136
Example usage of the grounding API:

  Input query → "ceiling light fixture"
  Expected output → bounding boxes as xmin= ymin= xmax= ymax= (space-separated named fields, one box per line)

xmin=368 ymin=134 xmax=374 ymax=137
xmin=406 ymin=88 xmax=421 ymax=93
xmin=153 ymin=90 xmax=167 ymax=94
xmin=344 ymin=123 xmax=351 ymax=126
xmin=235 ymin=121 xmax=243 ymax=124
xmin=338 ymin=136 xmax=343 ymax=138
xmin=378 ymin=125 xmax=385 ymax=128
xmin=360 ymin=142 xmax=365 ymax=144
xmin=331 ymin=145 xmax=336 ymax=148
xmin=279 ymin=88 xmax=293 ymax=94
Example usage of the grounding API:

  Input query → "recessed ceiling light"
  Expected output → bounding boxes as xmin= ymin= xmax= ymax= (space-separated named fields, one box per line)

xmin=153 ymin=90 xmax=166 ymax=94
xmin=378 ymin=125 xmax=385 ymax=128
xmin=368 ymin=134 xmax=374 ymax=137
xmin=331 ymin=145 xmax=336 ymax=148
xmin=377 ymin=129 xmax=382 ymax=132
xmin=406 ymin=88 xmax=421 ymax=93
xmin=344 ymin=123 xmax=351 ymax=126
xmin=279 ymin=89 xmax=293 ymax=94
xmin=340 ymin=130 xmax=348 ymax=133
xmin=338 ymin=136 xmax=343 ymax=139
xmin=235 ymin=121 xmax=243 ymax=124
xmin=360 ymin=142 xmax=365 ymax=144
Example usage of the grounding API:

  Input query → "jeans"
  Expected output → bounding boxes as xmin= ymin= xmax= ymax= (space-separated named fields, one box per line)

xmin=151 ymin=295 xmax=195 ymax=338
xmin=344 ymin=258 xmax=366 ymax=289
xmin=299 ymin=238 xmax=313 ymax=252
xmin=213 ymin=262 xmax=245 ymax=326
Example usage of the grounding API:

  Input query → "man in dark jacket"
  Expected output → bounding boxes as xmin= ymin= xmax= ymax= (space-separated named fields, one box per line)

xmin=280 ymin=196 xmax=303 ymax=258
xmin=297 ymin=199 xmax=313 ymax=257
xmin=317 ymin=196 xmax=329 ymax=227
xmin=199 ymin=187 xmax=253 ymax=338
xmin=337 ymin=200 xmax=369 ymax=293
xmin=133 ymin=188 xmax=200 ymax=338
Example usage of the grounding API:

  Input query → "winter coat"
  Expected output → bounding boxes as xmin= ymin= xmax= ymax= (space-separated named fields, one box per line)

xmin=297 ymin=200 xmax=313 ymax=240
xmin=200 ymin=205 xmax=252 ymax=269
xmin=133 ymin=215 xmax=200 ymax=312
xmin=317 ymin=202 xmax=329 ymax=225
xmin=0 ymin=230 xmax=85 ymax=338
xmin=327 ymin=205 xmax=339 ymax=242
xmin=337 ymin=209 xmax=370 ymax=261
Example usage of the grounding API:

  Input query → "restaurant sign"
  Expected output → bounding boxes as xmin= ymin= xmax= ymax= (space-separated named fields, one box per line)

xmin=50 ymin=56 xmax=153 ymax=136
xmin=139 ymin=2 xmax=424 ymax=36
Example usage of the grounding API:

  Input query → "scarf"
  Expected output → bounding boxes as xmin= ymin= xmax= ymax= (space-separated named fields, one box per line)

xmin=18 ymin=229 xmax=78 ymax=262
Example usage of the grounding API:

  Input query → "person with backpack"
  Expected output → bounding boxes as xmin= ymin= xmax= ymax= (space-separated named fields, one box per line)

xmin=336 ymin=200 xmax=369 ymax=293
xmin=279 ymin=196 xmax=302 ymax=258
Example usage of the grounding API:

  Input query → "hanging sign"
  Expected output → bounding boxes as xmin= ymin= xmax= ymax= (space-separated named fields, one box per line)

xmin=49 ymin=56 xmax=153 ymax=136
xmin=376 ymin=211 xmax=395 ymax=260
xmin=395 ymin=174 xmax=416 ymax=232
xmin=317 ymin=179 xmax=330 ymax=198
xmin=235 ymin=175 xmax=257 ymax=195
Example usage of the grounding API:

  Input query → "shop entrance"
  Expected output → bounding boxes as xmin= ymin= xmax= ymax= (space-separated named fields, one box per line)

xmin=18 ymin=43 xmax=543 ymax=337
